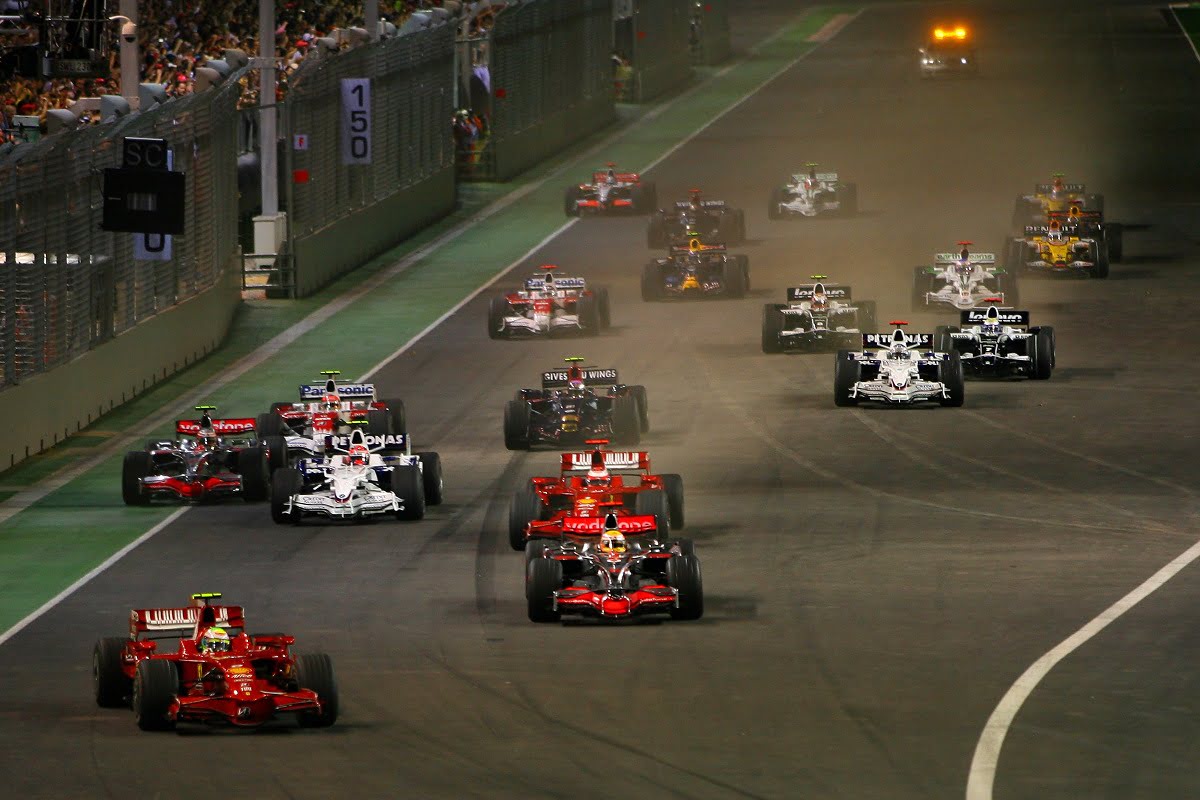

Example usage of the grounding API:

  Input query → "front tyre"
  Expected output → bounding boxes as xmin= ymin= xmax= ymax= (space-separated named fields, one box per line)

xmin=132 ymin=659 xmax=178 ymax=731
xmin=295 ymin=653 xmax=339 ymax=728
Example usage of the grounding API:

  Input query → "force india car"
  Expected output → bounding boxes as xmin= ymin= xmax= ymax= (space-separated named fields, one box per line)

xmin=509 ymin=444 xmax=685 ymax=551
xmin=564 ymin=164 xmax=658 ymax=216
xmin=762 ymin=277 xmax=878 ymax=353
xmin=504 ymin=358 xmax=648 ymax=450
xmin=912 ymin=244 xmax=1019 ymax=310
xmin=834 ymin=324 xmax=965 ymax=407
xmin=642 ymin=238 xmax=750 ymax=301
xmin=1011 ymin=174 xmax=1106 ymax=230
xmin=488 ymin=266 xmax=612 ymax=339
xmin=1006 ymin=220 xmax=1107 ymax=278
xmin=768 ymin=164 xmax=858 ymax=219
xmin=269 ymin=430 xmax=430 ymax=523
xmin=92 ymin=593 xmax=337 ymax=730
xmin=526 ymin=512 xmax=703 ymax=623
xmin=122 ymin=407 xmax=268 ymax=505
xmin=918 ymin=25 xmax=977 ymax=78
xmin=257 ymin=372 xmax=406 ymax=448
xmin=646 ymin=189 xmax=746 ymax=247
xmin=934 ymin=304 xmax=1055 ymax=380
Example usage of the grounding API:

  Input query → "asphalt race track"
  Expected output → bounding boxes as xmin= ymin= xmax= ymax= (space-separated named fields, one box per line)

xmin=4 ymin=2 xmax=1200 ymax=798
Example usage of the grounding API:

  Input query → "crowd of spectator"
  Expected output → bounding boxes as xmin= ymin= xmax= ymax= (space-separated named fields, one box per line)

xmin=0 ymin=0 xmax=505 ymax=143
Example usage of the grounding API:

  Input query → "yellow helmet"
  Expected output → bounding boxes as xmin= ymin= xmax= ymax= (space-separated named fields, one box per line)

xmin=600 ymin=530 xmax=627 ymax=554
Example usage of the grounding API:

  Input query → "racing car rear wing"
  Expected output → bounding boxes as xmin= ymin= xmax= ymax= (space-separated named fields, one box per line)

xmin=787 ymin=284 xmax=851 ymax=301
xmin=324 ymin=432 xmax=407 ymax=451
xmin=542 ymin=368 xmax=618 ymax=388
xmin=668 ymin=242 xmax=726 ymax=254
xmin=672 ymin=200 xmax=727 ymax=208
xmin=175 ymin=418 xmax=257 ymax=436
xmin=591 ymin=171 xmax=639 ymax=183
xmin=934 ymin=252 xmax=995 ymax=264
xmin=129 ymin=604 xmax=245 ymax=639
xmin=299 ymin=382 xmax=376 ymax=400
xmin=559 ymin=515 xmax=660 ymax=535
xmin=961 ymin=309 xmax=1029 ymax=326
xmin=791 ymin=172 xmax=837 ymax=182
xmin=1035 ymin=182 xmax=1085 ymax=194
xmin=524 ymin=276 xmax=586 ymax=290
xmin=862 ymin=332 xmax=933 ymax=349
xmin=561 ymin=451 xmax=650 ymax=473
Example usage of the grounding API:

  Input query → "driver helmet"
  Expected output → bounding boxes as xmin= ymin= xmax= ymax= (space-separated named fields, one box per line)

xmin=982 ymin=307 xmax=1003 ymax=332
xmin=811 ymin=283 xmax=828 ymax=310
xmin=348 ymin=443 xmax=369 ymax=466
xmin=1046 ymin=220 xmax=1065 ymax=244
xmin=195 ymin=425 xmax=217 ymax=451
xmin=321 ymin=392 xmax=341 ymax=412
xmin=1050 ymin=175 xmax=1065 ymax=197
xmin=600 ymin=522 xmax=626 ymax=555
xmin=198 ymin=626 xmax=231 ymax=654
xmin=567 ymin=378 xmax=587 ymax=397
xmin=605 ymin=168 xmax=616 ymax=184
xmin=688 ymin=188 xmax=702 ymax=208
xmin=890 ymin=342 xmax=908 ymax=358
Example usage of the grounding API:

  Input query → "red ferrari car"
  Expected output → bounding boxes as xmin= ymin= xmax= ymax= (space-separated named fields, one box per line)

xmin=122 ymin=407 xmax=268 ymax=505
xmin=507 ymin=441 xmax=684 ymax=551
xmin=92 ymin=593 xmax=338 ymax=731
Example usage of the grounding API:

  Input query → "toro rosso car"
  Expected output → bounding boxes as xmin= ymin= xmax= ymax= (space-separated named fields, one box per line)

xmin=92 ymin=592 xmax=337 ymax=730
xmin=122 ymin=406 xmax=268 ymax=505
xmin=912 ymin=243 xmax=1019 ymax=311
xmin=918 ymin=25 xmax=977 ymax=78
xmin=565 ymin=164 xmax=657 ymax=216
xmin=646 ymin=188 xmax=746 ymax=247
xmin=834 ymin=324 xmax=965 ymax=407
xmin=509 ymin=443 xmax=684 ymax=551
xmin=270 ymin=429 xmax=430 ymax=523
xmin=504 ymin=358 xmax=647 ymax=450
xmin=257 ymin=371 xmax=406 ymax=447
xmin=768 ymin=164 xmax=858 ymax=219
xmin=935 ymin=304 xmax=1055 ymax=380
xmin=1006 ymin=219 xmax=1107 ymax=278
xmin=642 ymin=237 xmax=750 ymax=301
xmin=762 ymin=277 xmax=877 ymax=353
xmin=526 ymin=511 xmax=702 ymax=623
xmin=488 ymin=266 xmax=611 ymax=339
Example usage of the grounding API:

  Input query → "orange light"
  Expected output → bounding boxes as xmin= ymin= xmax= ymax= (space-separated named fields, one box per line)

xmin=934 ymin=28 xmax=946 ymax=39
xmin=954 ymin=26 xmax=966 ymax=38
xmin=933 ymin=26 xmax=968 ymax=40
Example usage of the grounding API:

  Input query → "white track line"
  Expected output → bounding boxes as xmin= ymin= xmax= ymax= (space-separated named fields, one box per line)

xmin=966 ymin=536 xmax=1200 ymax=799
xmin=0 ymin=9 xmax=860 ymax=647
xmin=1170 ymin=4 xmax=1200 ymax=65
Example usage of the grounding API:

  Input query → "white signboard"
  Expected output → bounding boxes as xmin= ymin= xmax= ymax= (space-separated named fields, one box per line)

xmin=340 ymin=78 xmax=372 ymax=165
xmin=132 ymin=148 xmax=174 ymax=261
xmin=293 ymin=133 xmax=309 ymax=151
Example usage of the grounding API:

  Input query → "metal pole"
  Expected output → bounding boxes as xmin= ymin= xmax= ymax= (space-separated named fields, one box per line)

xmin=119 ymin=0 xmax=139 ymax=109
xmin=259 ymin=0 xmax=278 ymax=216
xmin=365 ymin=0 xmax=379 ymax=42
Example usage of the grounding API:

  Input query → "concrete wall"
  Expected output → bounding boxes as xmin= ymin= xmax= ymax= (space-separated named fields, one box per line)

xmin=491 ymin=94 xmax=614 ymax=182
xmin=0 ymin=258 xmax=241 ymax=469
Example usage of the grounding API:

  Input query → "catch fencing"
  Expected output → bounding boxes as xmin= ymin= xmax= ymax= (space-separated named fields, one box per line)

xmin=0 ymin=70 xmax=244 ymax=391
xmin=691 ymin=0 xmax=732 ymax=65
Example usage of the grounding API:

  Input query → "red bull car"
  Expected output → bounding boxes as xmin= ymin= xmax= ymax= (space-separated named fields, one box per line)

xmin=507 ymin=442 xmax=684 ymax=551
xmin=487 ymin=265 xmax=611 ymax=339
xmin=91 ymin=593 xmax=337 ymax=731
xmin=564 ymin=163 xmax=658 ymax=216
xmin=121 ymin=407 xmax=268 ymax=505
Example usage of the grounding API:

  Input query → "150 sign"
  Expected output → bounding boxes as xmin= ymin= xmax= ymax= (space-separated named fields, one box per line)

xmin=340 ymin=79 xmax=372 ymax=165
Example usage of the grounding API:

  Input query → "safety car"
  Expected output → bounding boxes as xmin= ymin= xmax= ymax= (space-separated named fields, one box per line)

xmin=646 ymin=188 xmax=746 ymax=247
xmin=564 ymin=163 xmax=657 ymax=216
xmin=642 ymin=237 xmax=750 ymax=300
xmin=768 ymin=163 xmax=858 ymax=219
xmin=761 ymin=277 xmax=877 ymax=353
xmin=918 ymin=25 xmax=977 ymax=77
xmin=487 ymin=265 xmax=611 ymax=338
xmin=834 ymin=323 xmax=965 ymax=407
xmin=934 ymin=304 xmax=1055 ymax=379
xmin=912 ymin=243 xmax=1019 ymax=310
xmin=505 ymin=357 xmax=647 ymax=450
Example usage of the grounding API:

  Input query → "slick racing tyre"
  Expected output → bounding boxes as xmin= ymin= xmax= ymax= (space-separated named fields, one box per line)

xmin=1091 ymin=241 xmax=1109 ymax=279
xmin=1105 ymin=223 xmax=1123 ymax=263
xmin=722 ymin=260 xmax=746 ymax=299
xmin=576 ymin=294 xmax=602 ymax=335
xmin=256 ymin=411 xmax=284 ymax=437
xmin=270 ymin=469 xmax=303 ymax=525
xmin=366 ymin=409 xmax=391 ymax=436
xmin=527 ymin=558 xmax=563 ymax=623
xmin=563 ymin=185 xmax=583 ymax=217
xmin=629 ymin=385 xmax=650 ymax=432
xmin=1029 ymin=327 xmax=1054 ymax=380
xmin=667 ymin=554 xmax=704 ymax=620
xmin=264 ymin=435 xmax=288 ymax=474
xmin=660 ymin=473 xmax=685 ymax=529
xmin=239 ymin=445 xmax=269 ymax=502
xmin=933 ymin=325 xmax=959 ymax=354
xmin=392 ymin=464 xmax=425 ymax=521
xmin=938 ymin=351 xmax=966 ymax=406
xmin=509 ymin=489 xmax=542 ymax=551
xmin=133 ymin=659 xmax=178 ymax=731
xmin=415 ymin=451 xmax=444 ymax=506
xmin=380 ymin=398 xmax=407 ymax=436
xmin=487 ymin=295 xmax=509 ymax=339
xmin=122 ymin=451 xmax=152 ymax=506
xmin=93 ymin=637 xmax=131 ymax=708
xmin=295 ymin=653 xmax=339 ymax=728
xmin=734 ymin=254 xmax=750 ymax=290
xmin=503 ymin=400 xmax=531 ymax=450
xmin=635 ymin=489 xmax=671 ymax=538
xmin=594 ymin=287 xmax=612 ymax=329
xmin=761 ymin=304 xmax=784 ymax=353
xmin=524 ymin=537 xmax=554 ymax=574
xmin=834 ymin=350 xmax=860 ymax=407
xmin=611 ymin=395 xmax=641 ymax=446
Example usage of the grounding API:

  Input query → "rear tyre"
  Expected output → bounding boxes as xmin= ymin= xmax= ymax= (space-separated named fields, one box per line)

xmin=122 ymin=451 xmax=152 ymax=506
xmin=722 ymin=260 xmax=746 ymax=299
xmin=294 ymin=653 xmax=339 ymax=728
xmin=667 ymin=554 xmax=704 ymax=620
xmin=734 ymin=254 xmax=750 ymax=290
xmin=415 ymin=452 xmax=443 ymax=506
xmin=834 ymin=350 xmax=860 ymax=407
xmin=563 ymin=185 xmax=583 ymax=217
xmin=635 ymin=489 xmax=671 ymax=538
xmin=503 ymin=400 xmax=531 ymax=451
xmin=612 ymin=395 xmax=641 ymax=446
xmin=270 ymin=469 xmax=302 ymax=525
xmin=93 ymin=637 xmax=131 ymax=708
xmin=264 ymin=435 xmax=288 ymax=474
xmin=594 ymin=287 xmax=612 ymax=329
xmin=380 ymin=399 xmax=407 ymax=436
xmin=487 ymin=295 xmax=509 ymax=339
xmin=364 ymin=408 xmax=389 ymax=436
xmin=1106 ymin=223 xmax=1123 ymax=262
xmin=256 ymin=411 xmax=284 ymax=438
xmin=576 ymin=294 xmax=601 ymax=335
xmin=392 ymin=465 xmax=425 ymax=520
xmin=761 ymin=304 xmax=784 ymax=353
xmin=132 ymin=659 xmax=178 ymax=731
xmin=660 ymin=473 xmax=685 ymax=529
xmin=1030 ymin=328 xmax=1054 ymax=380
xmin=933 ymin=325 xmax=957 ymax=354
xmin=509 ymin=489 xmax=542 ymax=551
xmin=938 ymin=351 xmax=966 ymax=406
xmin=1092 ymin=241 xmax=1109 ymax=279
xmin=239 ymin=445 xmax=269 ymax=502
xmin=524 ymin=537 xmax=554 ymax=573
xmin=629 ymin=385 xmax=650 ymax=432
xmin=527 ymin=559 xmax=563 ymax=623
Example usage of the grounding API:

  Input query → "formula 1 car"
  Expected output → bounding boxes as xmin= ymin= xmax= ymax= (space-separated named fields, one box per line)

xmin=642 ymin=237 xmax=750 ymax=301
xmin=505 ymin=358 xmax=647 ymax=450
xmin=526 ymin=511 xmax=702 ymax=623
xmin=768 ymin=164 xmax=858 ymax=219
xmin=646 ymin=188 xmax=746 ymax=247
xmin=91 ymin=593 xmax=337 ymax=730
xmin=1048 ymin=204 xmax=1122 ymax=262
xmin=257 ymin=372 xmax=405 ymax=449
xmin=912 ymin=243 xmax=1019 ymax=311
xmin=934 ymin=304 xmax=1055 ymax=380
xmin=762 ymin=277 xmax=877 ymax=353
xmin=918 ymin=25 xmax=977 ymax=77
xmin=1011 ymin=174 xmax=1105 ymax=230
xmin=487 ymin=265 xmax=611 ymax=339
xmin=834 ymin=323 xmax=965 ymax=407
xmin=564 ymin=163 xmax=657 ymax=216
xmin=1005 ymin=219 xmax=1107 ymax=278
xmin=509 ymin=443 xmax=684 ymax=551
xmin=122 ymin=406 xmax=268 ymax=505
xmin=270 ymin=429 xmax=428 ymax=523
